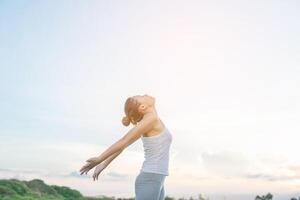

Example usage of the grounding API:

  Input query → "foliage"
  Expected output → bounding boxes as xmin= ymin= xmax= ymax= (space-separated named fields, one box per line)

xmin=0 ymin=178 xmax=82 ymax=200
xmin=290 ymin=198 xmax=300 ymax=200
xmin=5 ymin=179 xmax=298 ymax=200
xmin=255 ymin=192 xmax=273 ymax=200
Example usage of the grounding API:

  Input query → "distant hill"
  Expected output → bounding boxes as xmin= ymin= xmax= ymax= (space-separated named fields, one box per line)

xmin=0 ymin=178 xmax=134 ymax=200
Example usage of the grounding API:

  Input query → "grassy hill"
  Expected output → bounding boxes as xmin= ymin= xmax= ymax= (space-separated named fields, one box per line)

xmin=0 ymin=178 xmax=134 ymax=200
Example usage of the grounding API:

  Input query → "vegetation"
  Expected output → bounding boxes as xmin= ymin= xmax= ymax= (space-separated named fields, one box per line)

xmin=0 ymin=178 xmax=83 ymax=200
xmin=290 ymin=198 xmax=300 ymax=200
xmin=1 ymin=179 xmax=300 ymax=200
xmin=0 ymin=178 xmax=206 ymax=200
xmin=255 ymin=193 xmax=300 ymax=200
xmin=255 ymin=193 xmax=273 ymax=200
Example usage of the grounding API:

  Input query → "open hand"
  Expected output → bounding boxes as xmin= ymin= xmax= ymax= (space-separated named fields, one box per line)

xmin=92 ymin=162 xmax=106 ymax=181
xmin=79 ymin=156 xmax=101 ymax=175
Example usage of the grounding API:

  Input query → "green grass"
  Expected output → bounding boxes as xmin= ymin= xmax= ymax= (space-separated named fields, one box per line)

xmin=0 ymin=178 xmax=83 ymax=200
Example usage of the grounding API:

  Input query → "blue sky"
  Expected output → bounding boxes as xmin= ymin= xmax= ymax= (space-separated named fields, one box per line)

xmin=1 ymin=1 xmax=300 ymax=199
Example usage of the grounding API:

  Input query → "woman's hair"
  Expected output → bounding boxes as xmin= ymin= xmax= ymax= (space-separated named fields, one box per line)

xmin=122 ymin=97 xmax=144 ymax=126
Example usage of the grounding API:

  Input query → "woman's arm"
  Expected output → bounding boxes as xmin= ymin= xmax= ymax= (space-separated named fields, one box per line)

xmin=95 ymin=113 xmax=157 ymax=164
xmin=92 ymin=148 xmax=124 ymax=181
xmin=80 ymin=113 xmax=157 ymax=175
xmin=102 ymin=148 xmax=123 ymax=168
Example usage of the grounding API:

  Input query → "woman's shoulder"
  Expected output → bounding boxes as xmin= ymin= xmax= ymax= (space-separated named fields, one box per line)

xmin=142 ymin=117 xmax=166 ymax=137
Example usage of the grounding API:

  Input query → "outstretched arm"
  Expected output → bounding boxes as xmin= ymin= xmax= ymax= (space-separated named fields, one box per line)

xmin=94 ymin=113 xmax=156 ymax=163
xmin=92 ymin=148 xmax=124 ymax=181
xmin=103 ymin=148 xmax=124 ymax=168
xmin=80 ymin=113 xmax=157 ymax=175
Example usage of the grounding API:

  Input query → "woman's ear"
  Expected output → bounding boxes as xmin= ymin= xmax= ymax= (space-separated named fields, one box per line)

xmin=138 ymin=104 xmax=147 ymax=113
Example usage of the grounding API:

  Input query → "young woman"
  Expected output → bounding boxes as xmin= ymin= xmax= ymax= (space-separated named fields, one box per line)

xmin=79 ymin=94 xmax=173 ymax=200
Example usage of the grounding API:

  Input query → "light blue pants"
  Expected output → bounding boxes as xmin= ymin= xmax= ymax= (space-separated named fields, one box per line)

xmin=135 ymin=171 xmax=167 ymax=200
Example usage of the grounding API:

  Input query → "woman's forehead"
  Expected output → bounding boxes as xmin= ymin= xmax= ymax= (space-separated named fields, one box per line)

xmin=132 ymin=95 xmax=143 ymax=102
xmin=133 ymin=95 xmax=142 ymax=99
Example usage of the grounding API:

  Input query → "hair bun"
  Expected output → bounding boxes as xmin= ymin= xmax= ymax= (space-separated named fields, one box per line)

xmin=122 ymin=116 xmax=130 ymax=126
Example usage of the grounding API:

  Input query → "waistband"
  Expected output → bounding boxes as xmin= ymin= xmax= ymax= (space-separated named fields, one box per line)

xmin=139 ymin=170 xmax=167 ymax=177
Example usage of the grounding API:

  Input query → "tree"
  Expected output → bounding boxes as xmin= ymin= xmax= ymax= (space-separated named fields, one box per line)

xmin=255 ymin=193 xmax=273 ymax=200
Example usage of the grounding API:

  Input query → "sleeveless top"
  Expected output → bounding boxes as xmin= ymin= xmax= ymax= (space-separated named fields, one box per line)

xmin=140 ymin=126 xmax=173 ymax=176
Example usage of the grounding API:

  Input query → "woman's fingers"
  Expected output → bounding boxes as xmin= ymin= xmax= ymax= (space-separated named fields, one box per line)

xmin=80 ymin=169 xmax=87 ymax=175
xmin=80 ymin=164 xmax=92 ymax=175
xmin=81 ymin=156 xmax=100 ymax=176
xmin=80 ymin=167 xmax=87 ymax=174
xmin=85 ymin=167 xmax=92 ymax=174
xmin=80 ymin=165 xmax=88 ymax=174
xmin=92 ymin=172 xmax=96 ymax=181
xmin=79 ymin=161 xmax=99 ymax=177
xmin=80 ymin=163 xmax=90 ymax=172
xmin=80 ymin=167 xmax=86 ymax=175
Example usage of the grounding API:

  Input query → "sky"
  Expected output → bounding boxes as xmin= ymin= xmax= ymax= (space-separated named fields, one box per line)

xmin=0 ymin=0 xmax=300 ymax=199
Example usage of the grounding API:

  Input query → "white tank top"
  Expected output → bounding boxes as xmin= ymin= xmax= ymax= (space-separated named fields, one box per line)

xmin=140 ymin=126 xmax=173 ymax=176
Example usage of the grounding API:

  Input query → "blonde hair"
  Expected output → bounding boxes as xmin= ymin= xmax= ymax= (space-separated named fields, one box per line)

xmin=122 ymin=97 xmax=144 ymax=126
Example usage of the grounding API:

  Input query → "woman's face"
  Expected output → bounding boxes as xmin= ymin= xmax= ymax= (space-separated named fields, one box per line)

xmin=133 ymin=94 xmax=155 ymax=107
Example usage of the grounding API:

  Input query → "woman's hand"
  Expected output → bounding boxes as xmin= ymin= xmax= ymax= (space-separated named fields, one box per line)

xmin=79 ymin=156 xmax=101 ymax=175
xmin=92 ymin=162 xmax=106 ymax=181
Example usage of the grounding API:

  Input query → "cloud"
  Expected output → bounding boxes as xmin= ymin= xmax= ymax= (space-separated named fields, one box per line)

xmin=63 ymin=171 xmax=90 ymax=179
xmin=0 ymin=167 xmax=49 ymax=177
xmin=245 ymin=164 xmax=300 ymax=181
xmin=0 ymin=167 xmax=128 ymax=181
xmin=106 ymin=171 xmax=129 ymax=181
xmin=288 ymin=165 xmax=300 ymax=173
xmin=0 ymin=167 xmax=88 ymax=179
xmin=245 ymin=173 xmax=300 ymax=181
xmin=197 ymin=149 xmax=300 ymax=183
xmin=200 ymin=150 xmax=249 ymax=177
xmin=64 ymin=170 xmax=129 ymax=181
xmin=181 ymin=173 xmax=210 ymax=180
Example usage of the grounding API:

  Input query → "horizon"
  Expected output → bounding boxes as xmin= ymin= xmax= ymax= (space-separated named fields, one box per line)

xmin=0 ymin=1 xmax=300 ymax=199
xmin=1 ymin=177 xmax=300 ymax=200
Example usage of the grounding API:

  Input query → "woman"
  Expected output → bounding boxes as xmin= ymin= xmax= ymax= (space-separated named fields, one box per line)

xmin=79 ymin=94 xmax=173 ymax=200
